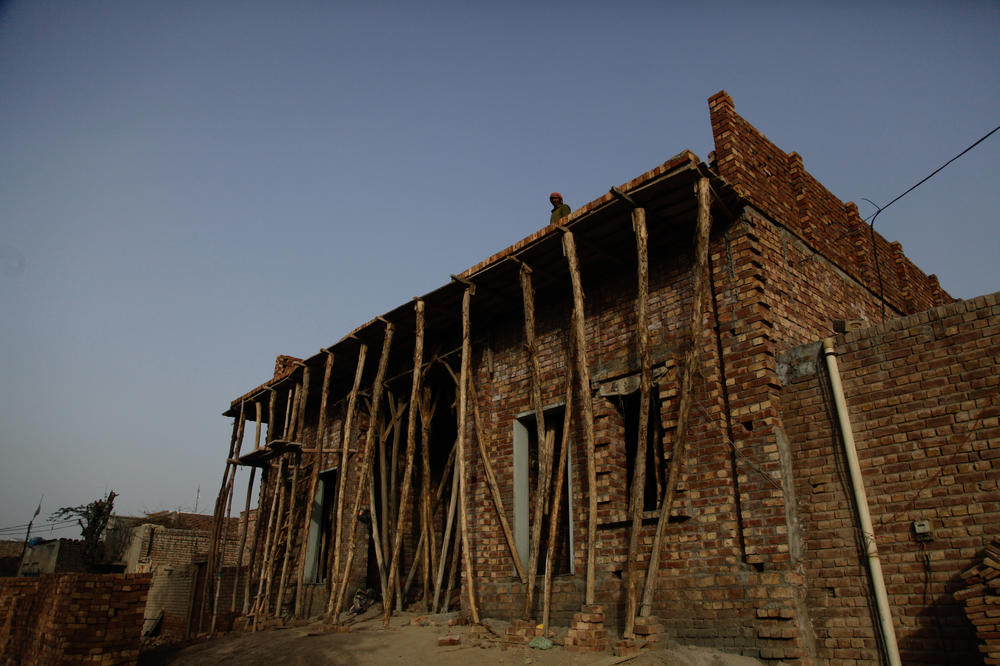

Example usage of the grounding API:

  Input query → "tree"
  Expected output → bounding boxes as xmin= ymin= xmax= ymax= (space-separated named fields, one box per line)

xmin=51 ymin=490 xmax=118 ymax=563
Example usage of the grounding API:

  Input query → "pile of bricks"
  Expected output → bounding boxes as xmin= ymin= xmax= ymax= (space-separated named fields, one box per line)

xmin=564 ymin=605 xmax=609 ymax=653
xmin=613 ymin=615 xmax=665 ymax=657
xmin=504 ymin=619 xmax=538 ymax=645
xmin=955 ymin=539 xmax=1000 ymax=664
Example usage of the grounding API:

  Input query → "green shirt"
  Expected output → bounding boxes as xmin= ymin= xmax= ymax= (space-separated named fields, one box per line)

xmin=550 ymin=203 xmax=571 ymax=225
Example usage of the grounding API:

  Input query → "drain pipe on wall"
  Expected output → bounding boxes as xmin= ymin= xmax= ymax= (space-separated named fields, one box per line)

xmin=822 ymin=338 xmax=901 ymax=666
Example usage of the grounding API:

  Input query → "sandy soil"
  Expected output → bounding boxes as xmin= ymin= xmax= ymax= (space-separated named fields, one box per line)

xmin=139 ymin=608 xmax=763 ymax=666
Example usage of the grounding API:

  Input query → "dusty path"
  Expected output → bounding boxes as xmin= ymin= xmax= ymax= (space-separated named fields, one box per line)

xmin=139 ymin=609 xmax=763 ymax=666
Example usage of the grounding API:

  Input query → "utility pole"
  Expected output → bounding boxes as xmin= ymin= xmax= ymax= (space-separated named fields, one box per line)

xmin=20 ymin=495 xmax=43 ymax=561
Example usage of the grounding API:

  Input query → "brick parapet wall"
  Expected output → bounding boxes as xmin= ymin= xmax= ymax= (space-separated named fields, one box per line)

xmin=708 ymin=90 xmax=949 ymax=317
xmin=779 ymin=291 xmax=1000 ymax=663
xmin=0 ymin=573 xmax=150 ymax=665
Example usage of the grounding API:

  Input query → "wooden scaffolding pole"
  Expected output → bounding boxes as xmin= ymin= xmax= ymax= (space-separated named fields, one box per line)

xmin=432 ymin=443 xmax=459 ymax=613
xmin=456 ymin=286 xmax=480 ymax=623
xmin=256 ymin=458 xmax=286 ymax=625
xmin=327 ymin=342 xmax=367 ymax=612
xmin=520 ymin=261 xmax=551 ymax=618
xmin=624 ymin=206 xmax=651 ymax=638
xmin=204 ymin=403 xmax=245 ymax=632
xmin=418 ymin=385 xmax=438 ymax=610
xmin=560 ymin=228 xmax=598 ymax=604
xmin=542 ymin=316 xmax=576 ymax=633
xmin=295 ymin=352 xmax=334 ymax=617
xmin=232 ymin=399 xmax=264 ymax=612
xmin=331 ymin=322 xmax=394 ymax=622
xmin=469 ymin=374 xmax=527 ymax=584
xmin=383 ymin=299 xmax=425 ymax=624
xmin=442 ymin=496 xmax=462 ymax=612
xmin=243 ymin=462 xmax=268 ymax=615
xmin=267 ymin=388 xmax=277 ymax=444
xmin=368 ymin=470 xmax=389 ymax=607
xmin=276 ymin=368 xmax=310 ymax=617
xmin=232 ymin=465 xmax=257 ymax=613
xmin=639 ymin=177 xmax=712 ymax=616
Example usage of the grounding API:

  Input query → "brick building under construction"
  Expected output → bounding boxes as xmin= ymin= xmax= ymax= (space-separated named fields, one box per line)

xmin=205 ymin=92 xmax=999 ymax=663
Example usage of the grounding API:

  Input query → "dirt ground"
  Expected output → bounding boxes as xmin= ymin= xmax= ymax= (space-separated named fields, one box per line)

xmin=139 ymin=608 xmax=763 ymax=666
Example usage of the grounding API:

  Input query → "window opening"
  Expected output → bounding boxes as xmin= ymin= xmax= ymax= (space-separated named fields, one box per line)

xmin=616 ymin=387 xmax=664 ymax=512
xmin=514 ymin=405 xmax=573 ymax=576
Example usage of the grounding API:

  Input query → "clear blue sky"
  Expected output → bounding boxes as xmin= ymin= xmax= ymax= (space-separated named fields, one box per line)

xmin=1 ymin=1 xmax=997 ymax=535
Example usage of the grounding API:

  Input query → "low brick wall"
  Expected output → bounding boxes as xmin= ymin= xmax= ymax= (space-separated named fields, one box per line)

xmin=0 ymin=573 xmax=150 ymax=665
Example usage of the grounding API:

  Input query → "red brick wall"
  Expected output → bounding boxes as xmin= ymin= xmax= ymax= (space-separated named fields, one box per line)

xmin=708 ymin=91 xmax=949 ymax=318
xmin=779 ymin=291 xmax=1000 ymax=663
xmin=0 ymin=573 xmax=150 ymax=665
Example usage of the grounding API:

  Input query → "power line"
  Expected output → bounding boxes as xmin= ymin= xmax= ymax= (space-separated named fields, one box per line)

xmin=862 ymin=123 xmax=1000 ymax=224
xmin=793 ymin=122 xmax=1000 ymax=283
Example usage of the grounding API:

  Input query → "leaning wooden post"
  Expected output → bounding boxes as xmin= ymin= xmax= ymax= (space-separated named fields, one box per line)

xmin=228 ymin=398 xmax=264 ymax=613
xmin=204 ymin=403 xmax=245 ymax=632
xmin=243 ymin=462 xmax=268 ymax=615
xmin=276 ymin=367 xmax=309 ymax=617
xmin=250 ymin=460 xmax=279 ymax=616
xmin=442 ymin=488 xmax=465 ymax=613
xmin=456 ymin=286 xmax=480 ymax=623
xmin=520 ymin=261 xmax=551 ymax=618
xmin=327 ymin=342 xmax=367 ymax=611
xmin=331 ymin=322 xmax=394 ymax=622
xmin=639 ymin=177 xmax=712 ymax=616
xmin=624 ymin=206 xmax=651 ymax=638
xmin=542 ymin=320 xmax=576 ymax=633
xmin=369 ymin=472 xmax=389 ymax=607
xmin=469 ymin=375 xmax=527 ymax=583
xmin=257 ymin=458 xmax=287 ymax=624
xmin=432 ymin=446 xmax=459 ymax=613
xmin=560 ymin=228 xmax=598 ymax=605
xmin=232 ymin=465 xmax=257 ymax=612
xmin=418 ymin=385 xmax=437 ymax=610
xmin=267 ymin=388 xmax=277 ymax=444
xmin=295 ymin=351 xmax=334 ymax=617
xmin=282 ymin=386 xmax=295 ymax=440
xmin=382 ymin=299 xmax=425 ymax=624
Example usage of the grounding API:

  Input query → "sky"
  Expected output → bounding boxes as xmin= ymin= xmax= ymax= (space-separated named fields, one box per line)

xmin=0 ymin=1 xmax=997 ymax=537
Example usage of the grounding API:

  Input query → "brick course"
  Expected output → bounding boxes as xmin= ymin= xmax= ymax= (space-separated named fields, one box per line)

xmin=0 ymin=573 xmax=150 ymax=665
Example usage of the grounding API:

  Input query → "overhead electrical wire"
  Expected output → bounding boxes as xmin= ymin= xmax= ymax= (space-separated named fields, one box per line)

xmin=792 ymin=122 xmax=1000 ymax=319
xmin=862 ymin=122 xmax=999 ymax=321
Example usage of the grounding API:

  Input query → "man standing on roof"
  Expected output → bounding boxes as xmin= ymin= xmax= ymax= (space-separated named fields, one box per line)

xmin=549 ymin=192 xmax=571 ymax=225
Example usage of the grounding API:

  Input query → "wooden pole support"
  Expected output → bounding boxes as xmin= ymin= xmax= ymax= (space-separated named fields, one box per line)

xmin=624 ymin=207 xmax=650 ymax=638
xmin=561 ymin=230 xmax=598 ymax=605
xmin=383 ymin=299 xmax=425 ymax=624
xmin=520 ymin=261 xmax=550 ymax=618
xmin=327 ymin=343 xmax=368 ymax=614
xmin=295 ymin=352 xmax=334 ymax=617
xmin=469 ymin=374 xmax=527 ymax=583
xmin=639 ymin=177 xmax=712 ymax=616
xmin=331 ymin=322 xmax=394 ymax=622
xmin=457 ymin=287 xmax=480 ymax=623
xmin=542 ymin=326 xmax=575 ymax=633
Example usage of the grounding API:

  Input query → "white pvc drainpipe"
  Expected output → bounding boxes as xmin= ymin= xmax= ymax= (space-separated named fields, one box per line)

xmin=822 ymin=338 xmax=901 ymax=666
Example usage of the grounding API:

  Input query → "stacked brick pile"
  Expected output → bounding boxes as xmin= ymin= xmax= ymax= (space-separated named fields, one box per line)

xmin=0 ymin=573 xmax=150 ymax=665
xmin=564 ymin=605 xmax=609 ymax=653
xmin=614 ymin=615 xmax=665 ymax=657
xmin=504 ymin=619 xmax=538 ymax=645
xmin=955 ymin=539 xmax=1000 ymax=664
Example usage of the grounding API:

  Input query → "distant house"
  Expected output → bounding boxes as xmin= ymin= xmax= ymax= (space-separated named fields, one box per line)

xmin=204 ymin=92 xmax=997 ymax=663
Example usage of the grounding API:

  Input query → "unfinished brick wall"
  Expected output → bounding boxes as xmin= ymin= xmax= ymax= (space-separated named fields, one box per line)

xmin=779 ymin=291 xmax=1000 ymax=663
xmin=0 ymin=573 xmax=150 ymax=665
xmin=708 ymin=91 xmax=948 ymax=317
